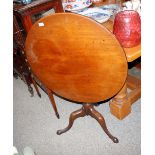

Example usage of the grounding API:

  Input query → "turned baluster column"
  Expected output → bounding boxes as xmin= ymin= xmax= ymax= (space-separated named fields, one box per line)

xmin=109 ymin=83 xmax=131 ymax=119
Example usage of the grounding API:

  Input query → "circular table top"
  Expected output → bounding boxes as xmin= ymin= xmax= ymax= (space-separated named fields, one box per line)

xmin=25 ymin=13 xmax=127 ymax=103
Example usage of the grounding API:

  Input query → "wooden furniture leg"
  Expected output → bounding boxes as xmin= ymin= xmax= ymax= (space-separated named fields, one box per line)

xmin=110 ymin=83 xmax=131 ymax=120
xmin=110 ymin=74 xmax=141 ymax=120
xmin=31 ymin=77 xmax=41 ymax=98
xmin=88 ymin=105 xmax=119 ymax=143
xmin=13 ymin=71 xmax=18 ymax=79
xmin=46 ymin=88 xmax=60 ymax=119
xmin=28 ymin=85 xmax=34 ymax=97
xmin=57 ymin=103 xmax=119 ymax=143
xmin=57 ymin=107 xmax=86 ymax=135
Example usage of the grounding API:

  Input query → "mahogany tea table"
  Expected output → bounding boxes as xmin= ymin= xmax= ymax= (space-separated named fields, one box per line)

xmin=25 ymin=13 xmax=128 ymax=143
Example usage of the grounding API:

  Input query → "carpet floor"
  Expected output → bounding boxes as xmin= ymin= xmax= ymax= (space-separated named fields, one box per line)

xmin=13 ymin=72 xmax=141 ymax=155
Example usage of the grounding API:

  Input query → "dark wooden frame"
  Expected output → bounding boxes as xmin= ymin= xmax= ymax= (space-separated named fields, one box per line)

xmin=14 ymin=0 xmax=64 ymax=33
xmin=13 ymin=0 xmax=64 ymax=97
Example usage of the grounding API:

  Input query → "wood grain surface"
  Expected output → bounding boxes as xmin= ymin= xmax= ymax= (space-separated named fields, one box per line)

xmin=101 ymin=20 xmax=141 ymax=62
xmin=25 ymin=13 xmax=128 ymax=103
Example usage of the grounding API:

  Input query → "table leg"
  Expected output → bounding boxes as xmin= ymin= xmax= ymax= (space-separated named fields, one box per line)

xmin=46 ymin=88 xmax=60 ymax=119
xmin=109 ymin=83 xmax=131 ymax=120
xmin=31 ymin=77 xmax=41 ymax=98
xmin=57 ymin=103 xmax=119 ymax=143
xmin=110 ymin=74 xmax=141 ymax=120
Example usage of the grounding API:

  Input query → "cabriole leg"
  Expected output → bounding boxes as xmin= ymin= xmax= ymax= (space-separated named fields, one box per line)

xmin=57 ymin=107 xmax=86 ymax=135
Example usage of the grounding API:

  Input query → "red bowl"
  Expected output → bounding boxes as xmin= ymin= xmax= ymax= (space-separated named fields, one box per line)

xmin=113 ymin=10 xmax=141 ymax=48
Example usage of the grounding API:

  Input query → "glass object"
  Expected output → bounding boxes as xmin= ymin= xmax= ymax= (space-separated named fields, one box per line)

xmin=22 ymin=0 xmax=32 ymax=4
xmin=31 ymin=8 xmax=55 ymax=24
xmin=113 ymin=10 xmax=141 ymax=48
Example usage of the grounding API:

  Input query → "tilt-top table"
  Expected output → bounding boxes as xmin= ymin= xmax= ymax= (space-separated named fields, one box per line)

xmin=25 ymin=13 xmax=128 ymax=142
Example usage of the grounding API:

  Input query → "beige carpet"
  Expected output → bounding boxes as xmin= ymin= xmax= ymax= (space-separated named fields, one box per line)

xmin=13 ymin=76 xmax=141 ymax=155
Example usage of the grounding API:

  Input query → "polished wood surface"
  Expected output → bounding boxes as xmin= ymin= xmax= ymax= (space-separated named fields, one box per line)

xmin=25 ymin=13 xmax=128 ymax=103
xmin=102 ymin=20 xmax=141 ymax=62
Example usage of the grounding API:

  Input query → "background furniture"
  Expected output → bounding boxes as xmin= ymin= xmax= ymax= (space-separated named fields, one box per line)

xmin=13 ymin=0 xmax=64 ymax=117
xmin=13 ymin=0 xmax=64 ymax=33
xmin=13 ymin=14 xmax=41 ymax=97
xmin=25 ymin=13 xmax=128 ymax=143
xmin=102 ymin=20 xmax=141 ymax=119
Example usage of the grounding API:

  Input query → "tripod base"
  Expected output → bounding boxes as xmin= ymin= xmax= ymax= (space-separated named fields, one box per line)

xmin=57 ymin=103 xmax=119 ymax=143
